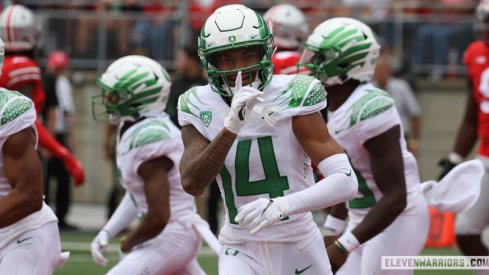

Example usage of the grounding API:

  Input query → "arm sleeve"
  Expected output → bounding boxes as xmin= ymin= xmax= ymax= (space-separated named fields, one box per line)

xmin=284 ymin=153 xmax=358 ymax=215
xmin=102 ymin=192 xmax=138 ymax=237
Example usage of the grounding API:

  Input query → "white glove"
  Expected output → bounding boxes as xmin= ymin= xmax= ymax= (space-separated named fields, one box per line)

xmin=224 ymin=71 xmax=264 ymax=134
xmin=90 ymin=230 xmax=110 ymax=266
xmin=235 ymin=197 xmax=290 ymax=235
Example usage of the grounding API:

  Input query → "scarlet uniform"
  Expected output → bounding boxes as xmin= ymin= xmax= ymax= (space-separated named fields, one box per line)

xmin=464 ymin=41 xmax=489 ymax=156
xmin=0 ymin=55 xmax=44 ymax=114
xmin=456 ymin=40 xmax=489 ymax=242
xmin=272 ymin=51 xmax=301 ymax=75
xmin=0 ymin=55 xmax=85 ymax=185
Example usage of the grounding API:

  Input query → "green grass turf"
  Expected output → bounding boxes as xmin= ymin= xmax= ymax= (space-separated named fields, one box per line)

xmin=55 ymin=232 xmax=477 ymax=275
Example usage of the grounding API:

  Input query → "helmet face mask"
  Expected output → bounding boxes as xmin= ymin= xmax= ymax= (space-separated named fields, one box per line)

xmin=92 ymin=55 xmax=172 ymax=122
xmin=300 ymin=17 xmax=381 ymax=87
xmin=198 ymin=4 xmax=274 ymax=97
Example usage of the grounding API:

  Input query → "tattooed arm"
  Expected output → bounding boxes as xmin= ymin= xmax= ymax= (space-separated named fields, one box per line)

xmin=180 ymin=125 xmax=237 ymax=196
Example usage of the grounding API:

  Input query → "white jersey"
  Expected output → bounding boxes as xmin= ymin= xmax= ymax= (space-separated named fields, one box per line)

xmin=0 ymin=89 xmax=57 ymax=250
xmin=327 ymin=83 xmax=421 ymax=223
xmin=116 ymin=113 xmax=196 ymax=221
xmin=178 ymin=75 xmax=327 ymax=243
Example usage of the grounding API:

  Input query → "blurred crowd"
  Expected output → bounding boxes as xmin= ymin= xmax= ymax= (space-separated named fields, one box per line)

xmin=0 ymin=0 xmax=477 ymax=79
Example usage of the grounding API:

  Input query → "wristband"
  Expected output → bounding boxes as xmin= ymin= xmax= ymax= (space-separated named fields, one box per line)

xmin=334 ymin=240 xmax=348 ymax=255
xmin=323 ymin=215 xmax=346 ymax=236
xmin=337 ymin=231 xmax=360 ymax=253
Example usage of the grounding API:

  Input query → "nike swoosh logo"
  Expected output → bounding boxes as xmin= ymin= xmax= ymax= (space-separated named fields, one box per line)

xmin=250 ymin=35 xmax=258 ymax=39
xmin=17 ymin=237 xmax=32 ymax=244
xmin=334 ymin=129 xmax=344 ymax=134
xmin=295 ymin=264 xmax=313 ymax=274
xmin=345 ymin=169 xmax=352 ymax=176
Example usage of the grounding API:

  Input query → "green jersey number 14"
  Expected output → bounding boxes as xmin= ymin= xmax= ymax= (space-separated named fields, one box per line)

xmin=220 ymin=136 xmax=290 ymax=224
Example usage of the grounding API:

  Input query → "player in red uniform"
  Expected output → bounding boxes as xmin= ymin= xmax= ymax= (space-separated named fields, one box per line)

xmin=263 ymin=4 xmax=309 ymax=75
xmin=0 ymin=4 xmax=84 ymax=185
xmin=439 ymin=0 xmax=489 ymax=268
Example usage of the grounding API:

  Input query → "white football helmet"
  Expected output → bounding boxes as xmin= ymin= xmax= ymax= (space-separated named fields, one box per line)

xmin=476 ymin=0 xmax=489 ymax=41
xmin=300 ymin=17 xmax=381 ymax=86
xmin=0 ymin=5 xmax=39 ymax=52
xmin=92 ymin=55 xmax=172 ymax=121
xmin=198 ymin=4 xmax=274 ymax=97
xmin=263 ymin=4 xmax=308 ymax=50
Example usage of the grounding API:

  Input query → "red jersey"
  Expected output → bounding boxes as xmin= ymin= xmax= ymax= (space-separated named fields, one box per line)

xmin=464 ymin=41 xmax=489 ymax=156
xmin=0 ymin=55 xmax=44 ymax=114
xmin=272 ymin=51 xmax=309 ymax=75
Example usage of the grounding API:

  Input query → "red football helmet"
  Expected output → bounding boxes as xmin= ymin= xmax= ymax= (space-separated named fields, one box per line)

xmin=48 ymin=50 xmax=69 ymax=70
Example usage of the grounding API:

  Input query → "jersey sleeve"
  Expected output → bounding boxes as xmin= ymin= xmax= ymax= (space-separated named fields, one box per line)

xmin=463 ymin=42 xmax=479 ymax=79
xmin=273 ymin=75 xmax=327 ymax=116
xmin=350 ymin=89 xmax=399 ymax=144
xmin=130 ymin=122 xmax=178 ymax=175
xmin=0 ymin=89 xmax=37 ymax=139
xmin=177 ymin=87 xmax=209 ymax=136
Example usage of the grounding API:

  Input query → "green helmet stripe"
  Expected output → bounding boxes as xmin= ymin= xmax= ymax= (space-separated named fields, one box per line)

xmin=325 ymin=25 xmax=346 ymax=41
xmin=255 ymin=11 xmax=268 ymax=39
xmin=116 ymin=71 xmax=151 ymax=91
xmin=341 ymin=51 xmax=369 ymax=65
xmin=113 ymin=68 xmax=137 ymax=90
xmin=129 ymin=88 xmax=161 ymax=102
xmin=342 ymin=43 xmax=372 ymax=57
xmin=320 ymin=28 xmax=357 ymax=49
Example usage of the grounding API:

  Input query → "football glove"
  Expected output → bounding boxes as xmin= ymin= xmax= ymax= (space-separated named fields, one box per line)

xmin=224 ymin=71 xmax=264 ymax=134
xmin=90 ymin=230 xmax=110 ymax=266
xmin=235 ymin=197 xmax=289 ymax=235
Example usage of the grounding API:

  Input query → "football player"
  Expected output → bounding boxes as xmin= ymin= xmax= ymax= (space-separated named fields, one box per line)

xmin=438 ymin=0 xmax=489 ymax=270
xmin=0 ymin=37 xmax=68 ymax=275
xmin=90 ymin=55 xmax=211 ymax=275
xmin=0 ymin=4 xmax=84 ymax=185
xmin=300 ymin=17 xmax=430 ymax=274
xmin=263 ymin=4 xmax=309 ymax=75
xmin=178 ymin=5 xmax=358 ymax=275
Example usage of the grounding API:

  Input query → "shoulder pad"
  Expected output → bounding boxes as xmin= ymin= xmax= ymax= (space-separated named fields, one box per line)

xmin=349 ymin=89 xmax=394 ymax=127
xmin=128 ymin=120 xmax=171 ymax=150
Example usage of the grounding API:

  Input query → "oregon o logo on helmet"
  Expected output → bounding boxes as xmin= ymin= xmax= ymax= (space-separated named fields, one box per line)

xmin=229 ymin=36 xmax=236 ymax=42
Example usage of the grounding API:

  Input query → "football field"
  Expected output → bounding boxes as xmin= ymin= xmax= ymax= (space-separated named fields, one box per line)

xmin=55 ymin=232 xmax=476 ymax=275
